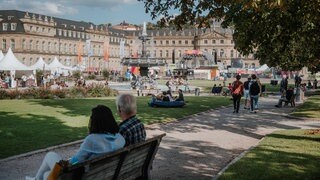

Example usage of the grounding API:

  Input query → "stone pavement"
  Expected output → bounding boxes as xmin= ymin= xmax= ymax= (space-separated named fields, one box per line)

xmin=0 ymin=96 xmax=318 ymax=180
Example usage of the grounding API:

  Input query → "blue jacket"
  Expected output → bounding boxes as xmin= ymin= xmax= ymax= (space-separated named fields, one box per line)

xmin=69 ymin=133 xmax=125 ymax=165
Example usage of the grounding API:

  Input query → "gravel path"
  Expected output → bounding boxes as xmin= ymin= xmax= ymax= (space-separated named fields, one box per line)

xmin=0 ymin=96 xmax=318 ymax=180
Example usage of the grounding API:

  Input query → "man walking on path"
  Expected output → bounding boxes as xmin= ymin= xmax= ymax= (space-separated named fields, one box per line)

xmin=231 ymin=74 xmax=244 ymax=113
xmin=243 ymin=77 xmax=251 ymax=109
xmin=249 ymin=74 xmax=260 ymax=113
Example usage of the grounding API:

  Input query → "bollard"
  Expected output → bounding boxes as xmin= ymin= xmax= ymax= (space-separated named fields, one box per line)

xmin=195 ymin=88 xmax=200 ymax=96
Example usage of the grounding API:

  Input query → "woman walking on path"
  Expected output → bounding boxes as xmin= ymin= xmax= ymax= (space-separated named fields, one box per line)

xmin=231 ymin=74 xmax=244 ymax=113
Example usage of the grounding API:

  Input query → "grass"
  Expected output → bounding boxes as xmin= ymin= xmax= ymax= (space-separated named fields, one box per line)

xmin=0 ymin=96 xmax=231 ymax=159
xmin=219 ymin=129 xmax=320 ymax=180
xmin=290 ymin=95 xmax=320 ymax=119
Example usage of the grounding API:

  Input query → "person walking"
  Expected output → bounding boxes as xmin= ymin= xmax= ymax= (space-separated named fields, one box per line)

xmin=243 ymin=77 xmax=251 ymax=109
xmin=231 ymin=74 xmax=244 ymax=113
xmin=116 ymin=93 xmax=146 ymax=146
xmin=249 ymin=74 xmax=261 ymax=113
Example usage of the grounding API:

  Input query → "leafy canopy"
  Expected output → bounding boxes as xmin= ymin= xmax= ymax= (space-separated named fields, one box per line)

xmin=139 ymin=0 xmax=320 ymax=73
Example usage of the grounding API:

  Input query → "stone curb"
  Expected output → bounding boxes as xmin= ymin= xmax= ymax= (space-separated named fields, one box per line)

xmin=0 ymin=140 xmax=83 ymax=163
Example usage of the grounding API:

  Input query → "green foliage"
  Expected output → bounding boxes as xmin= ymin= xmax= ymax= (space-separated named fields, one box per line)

xmin=139 ymin=0 xmax=320 ymax=73
xmin=102 ymin=69 xmax=110 ymax=79
xmin=72 ymin=70 xmax=81 ymax=79
xmin=87 ymin=74 xmax=96 ymax=80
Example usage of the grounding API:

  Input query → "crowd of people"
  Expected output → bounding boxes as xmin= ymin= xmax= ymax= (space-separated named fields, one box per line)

xmin=26 ymin=94 xmax=146 ymax=180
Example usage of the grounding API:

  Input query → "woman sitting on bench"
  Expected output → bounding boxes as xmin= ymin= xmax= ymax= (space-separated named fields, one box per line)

xmin=26 ymin=105 xmax=125 ymax=180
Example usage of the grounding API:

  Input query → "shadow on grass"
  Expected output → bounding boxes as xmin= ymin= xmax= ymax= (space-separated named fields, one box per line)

xmin=267 ymin=133 xmax=320 ymax=142
xmin=0 ymin=111 xmax=87 ymax=159
xmin=219 ymin=147 xmax=320 ymax=180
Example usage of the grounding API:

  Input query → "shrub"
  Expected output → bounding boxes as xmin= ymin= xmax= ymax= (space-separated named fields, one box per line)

xmin=87 ymin=74 xmax=96 ymax=80
xmin=69 ymin=86 xmax=88 ymax=97
xmin=7 ymin=90 xmax=20 ymax=99
xmin=0 ymin=89 xmax=8 ymax=99
xmin=52 ymin=89 xmax=67 ymax=98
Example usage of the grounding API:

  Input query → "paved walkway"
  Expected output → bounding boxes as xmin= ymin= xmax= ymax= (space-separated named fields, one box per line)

xmin=0 ymin=96 xmax=318 ymax=180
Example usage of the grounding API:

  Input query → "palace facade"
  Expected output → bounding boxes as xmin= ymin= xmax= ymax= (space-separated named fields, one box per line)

xmin=0 ymin=10 xmax=259 ymax=75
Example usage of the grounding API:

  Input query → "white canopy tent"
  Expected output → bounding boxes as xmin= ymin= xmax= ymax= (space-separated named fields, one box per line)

xmin=30 ymin=57 xmax=50 ymax=71
xmin=0 ymin=48 xmax=33 ymax=87
xmin=48 ymin=57 xmax=72 ymax=76
xmin=0 ymin=50 xmax=4 ymax=61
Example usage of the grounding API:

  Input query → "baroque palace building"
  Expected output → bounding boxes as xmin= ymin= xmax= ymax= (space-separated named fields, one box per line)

xmin=0 ymin=10 xmax=258 ymax=75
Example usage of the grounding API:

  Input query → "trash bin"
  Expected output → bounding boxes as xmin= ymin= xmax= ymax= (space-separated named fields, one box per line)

xmin=195 ymin=88 xmax=200 ymax=96
xmin=270 ymin=80 xmax=278 ymax=86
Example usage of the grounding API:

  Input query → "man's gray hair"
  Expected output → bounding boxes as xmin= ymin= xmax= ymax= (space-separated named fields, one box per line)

xmin=116 ymin=93 xmax=137 ymax=115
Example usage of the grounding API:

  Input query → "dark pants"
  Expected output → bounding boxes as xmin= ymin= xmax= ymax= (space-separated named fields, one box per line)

xmin=232 ymin=94 xmax=242 ymax=112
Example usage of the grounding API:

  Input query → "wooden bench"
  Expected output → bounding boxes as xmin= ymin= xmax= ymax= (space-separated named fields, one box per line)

xmin=58 ymin=133 xmax=166 ymax=180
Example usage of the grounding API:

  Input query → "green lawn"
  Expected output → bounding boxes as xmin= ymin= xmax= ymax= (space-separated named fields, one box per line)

xmin=219 ymin=129 xmax=320 ymax=180
xmin=0 ymin=96 xmax=231 ymax=159
xmin=291 ymin=95 xmax=320 ymax=119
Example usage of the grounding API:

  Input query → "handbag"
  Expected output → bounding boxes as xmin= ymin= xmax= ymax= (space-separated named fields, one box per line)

xmin=47 ymin=160 xmax=69 ymax=180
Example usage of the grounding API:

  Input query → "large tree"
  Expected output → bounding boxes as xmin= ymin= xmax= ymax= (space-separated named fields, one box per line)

xmin=139 ymin=0 xmax=320 ymax=73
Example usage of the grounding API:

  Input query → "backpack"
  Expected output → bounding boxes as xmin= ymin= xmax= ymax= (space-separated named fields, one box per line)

xmin=244 ymin=81 xmax=250 ymax=90
xmin=249 ymin=81 xmax=260 ymax=96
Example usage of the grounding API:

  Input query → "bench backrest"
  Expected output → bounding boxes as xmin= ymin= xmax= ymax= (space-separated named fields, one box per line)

xmin=58 ymin=133 xmax=166 ymax=180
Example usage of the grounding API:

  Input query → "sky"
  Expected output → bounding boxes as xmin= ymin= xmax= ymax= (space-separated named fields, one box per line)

xmin=0 ymin=0 xmax=158 ymax=25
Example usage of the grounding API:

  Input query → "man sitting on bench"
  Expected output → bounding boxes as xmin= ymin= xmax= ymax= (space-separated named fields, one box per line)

xmin=275 ymin=87 xmax=294 ymax=108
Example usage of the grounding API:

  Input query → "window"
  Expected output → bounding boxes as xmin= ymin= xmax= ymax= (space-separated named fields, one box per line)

xmin=231 ymin=50 xmax=234 ymax=58
xmin=212 ymin=40 xmax=216 ymax=44
xmin=42 ymin=41 xmax=45 ymax=51
xmin=2 ymin=23 xmax=8 ymax=31
xmin=22 ymin=39 xmax=26 ymax=49
xmin=2 ymin=39 xmax=7 ymax=49
xmin=48 ymin=42 xmax=51 ymax=51
xmin=29 ymin=40 xmax=33 ymax=50
xmin=30 ymin=58 xmax=33 ymax=65
xmin=160 ymin=40 xmax=163 ymax=45
xmin=58 ymin=29 xmax=62 ymax=36
xmin=220 ymin=40 xmax=224 ymax=44
xmin=185 ymin=40 xmax=188 ymax=44
xmin=153 ymin=40 xmax=156 ymax=45
xmin=166 ymin=50 xmax=169 ymax=57
xmin=11 ymin=23 xmax=17 ymax=31
xmin=68 ymin=31 xmax=71 ymax=37
xmin=42 ymin=27 xmax=45 ymax=33
xmin=166 ymin=40 xmax=169 ymax=45
xmin=220 ymin=49 xmax=224 ymax=57
xmin=172 ymin=40 xmax=175 ymax=45
xmin=178 ymin=40 xmax=182 ymax=44
xmin=160 ymin=50 xmax=163 ymax=57
xmin=29 ymin=26 xmax=33 ymax=32
xmin=36 ymin=41 xmax=39 ymax=50
xmin=204 ymin=40 xmax=208 ymax=44
xmin=10 ymin=39 xmax=15 ymax=49
xmin=36 ymin=27 xmax=39 ymax=32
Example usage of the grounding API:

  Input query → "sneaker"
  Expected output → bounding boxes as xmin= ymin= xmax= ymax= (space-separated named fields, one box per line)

xmin=26 ymin=176 xmax=35 ymax=180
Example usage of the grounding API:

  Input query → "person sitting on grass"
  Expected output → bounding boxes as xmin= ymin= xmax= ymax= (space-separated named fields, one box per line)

xmin=26 ymin=105 xmax=125 ymax=180
xmin=175 ymin=89 xmax=185 ymax=102
xmin=275 ymin=87 xmax=294 ymax=108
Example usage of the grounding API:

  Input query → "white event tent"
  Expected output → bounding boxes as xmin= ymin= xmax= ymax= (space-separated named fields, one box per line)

xmin=0 ymin=48 xmax=33 ymax=87
xmin=0 ymin=50 xmax=4 ymax=61
xmin=48 ymin=57 xmax=72 ymax=76
xmin=30 ymin=56 xmax=50 ymax=71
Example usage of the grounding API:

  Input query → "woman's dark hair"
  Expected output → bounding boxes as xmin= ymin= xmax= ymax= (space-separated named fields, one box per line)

xmin=88 ymin=105 xmax=119 ymax=134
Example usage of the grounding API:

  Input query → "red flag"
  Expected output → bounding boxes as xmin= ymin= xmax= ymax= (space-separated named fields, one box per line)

xmin=103 ymin=41 xmax=109 ymax=61
xmin=77 ymin=40 xmax=83 ymax=63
